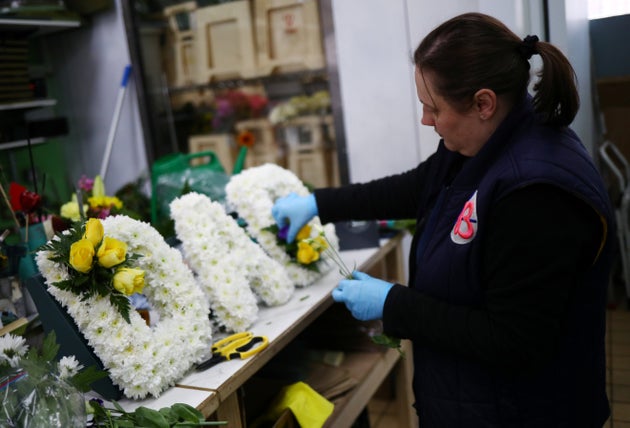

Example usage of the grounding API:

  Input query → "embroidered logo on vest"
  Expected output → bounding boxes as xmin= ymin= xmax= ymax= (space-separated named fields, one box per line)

xmin=451 ymin=190 xmax=478 ymax=244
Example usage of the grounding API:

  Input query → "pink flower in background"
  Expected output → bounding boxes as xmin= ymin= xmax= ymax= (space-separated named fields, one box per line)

xmin=78 ymin=175 xmax=94 ymax=192
xmin=249 ymin=94 xmax=268 ymax=118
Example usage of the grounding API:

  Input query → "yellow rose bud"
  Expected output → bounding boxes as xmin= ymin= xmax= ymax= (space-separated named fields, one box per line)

xmin=297 ymin=241 xmax=320 ymax=265
xmin=113 ymin=268 xmax=145 ymax=295
xmin=92 ymin=175 xmax=106 ymax=198
xmin=83 ymin=218 xmax=104 ymax=247
xmin=69 ymin=239 xmax=95 ymax=273
xmin=296 ymin=225 xmax=312 ymax=241
xmin=97 ymin=237 xmax=127 ymax=268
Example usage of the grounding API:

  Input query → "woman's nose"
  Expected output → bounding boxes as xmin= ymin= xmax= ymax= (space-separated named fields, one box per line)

xmin=421 ymin=114 xmax=434 ymax=126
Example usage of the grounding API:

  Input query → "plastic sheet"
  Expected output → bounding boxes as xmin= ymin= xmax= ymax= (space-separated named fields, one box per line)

xmin=0 ymin=362 xmax=86 ymax=427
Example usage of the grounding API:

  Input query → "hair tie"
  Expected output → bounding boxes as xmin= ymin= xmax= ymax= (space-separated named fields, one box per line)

xmin=519 ymin=34 xmax=539 ymax=60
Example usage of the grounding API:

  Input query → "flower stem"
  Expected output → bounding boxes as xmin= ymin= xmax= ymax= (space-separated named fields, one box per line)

xmin=320 ymin=232 xmax=353 ymax=278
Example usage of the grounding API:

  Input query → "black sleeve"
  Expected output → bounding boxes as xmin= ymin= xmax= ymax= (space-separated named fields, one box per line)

xmin=314 ymin=142 xmax=467 ymax=224
xmin=314 ymin=167 xmax=423 ymax=223
xmin=382 ymin=183 xmax=603 ymax=372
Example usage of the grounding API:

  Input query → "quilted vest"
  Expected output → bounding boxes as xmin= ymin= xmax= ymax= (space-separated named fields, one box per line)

xmin=409 ymin=98 xmax=614 ymax=427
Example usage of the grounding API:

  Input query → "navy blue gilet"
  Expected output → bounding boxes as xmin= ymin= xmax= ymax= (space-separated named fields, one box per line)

xmin=409 ymin=97 xmax=614 ymax=427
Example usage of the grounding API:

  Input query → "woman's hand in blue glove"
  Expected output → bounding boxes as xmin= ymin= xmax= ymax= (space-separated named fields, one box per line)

xmin=271 ymin=193 xmax=318 ymax=243
xmin=332 ymin=271 xmax=394 ymax=321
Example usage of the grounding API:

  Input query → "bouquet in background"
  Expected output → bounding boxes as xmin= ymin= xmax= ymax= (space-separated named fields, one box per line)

xmin=60 ymin=175 xmax=123 ymax=221
xmin=210 ymin=89 xmax=268 ymax=133
xmin=268 ymin=90 xmax=331 ymax=125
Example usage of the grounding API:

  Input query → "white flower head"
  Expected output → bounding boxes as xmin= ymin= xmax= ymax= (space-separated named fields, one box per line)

xmin=171 ymin=192 xmax=294 ymax=332
xmin=58 ymin=355 xmax=83 ymax=379
xmin=0 ymin=334 xmax=28 ymax=368
xmin=36 ymin=215 xmax=213 ymax=399
xmin=225 ymin=164 xmax=340 ymax=286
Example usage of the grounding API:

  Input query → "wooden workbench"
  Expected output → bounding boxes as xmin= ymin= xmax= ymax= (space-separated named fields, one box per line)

xmin=118 ymin=233 xmax=416 ymax=427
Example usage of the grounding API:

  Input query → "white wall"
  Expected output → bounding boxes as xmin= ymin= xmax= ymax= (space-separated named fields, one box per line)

xmin=333 ymin=0 xmax=593 ymax=183
xmin=547 ymin=0 xmax=596 ymax=151
xmin=47 ymin=0 xmax=147 ymax=196
xmin=331 ymin=0 xmax=420 ymax=184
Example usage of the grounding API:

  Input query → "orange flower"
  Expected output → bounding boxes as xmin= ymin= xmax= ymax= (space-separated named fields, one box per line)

xmin=237 ymin=130 xmax=256 ymax=148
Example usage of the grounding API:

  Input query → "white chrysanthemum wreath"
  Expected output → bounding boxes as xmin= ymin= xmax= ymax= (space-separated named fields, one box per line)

xmin=170 ymin=192 xmax=294 ymax=332
xmin=36 ymin=215 xmax=212 ymax=399
xmin=225 ymin=163 xmax=340 ymax=287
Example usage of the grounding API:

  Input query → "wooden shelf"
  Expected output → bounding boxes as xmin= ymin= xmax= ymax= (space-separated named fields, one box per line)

xmin=168 ymin=68 xmax=328 ymax=94
xmin=0 ymin=137 xmax=46 ymax=151
xmin=325 ymin=341 xmax=415 ymax=427
xmin=0 ymin=317 xmax=28 ymax=336
xmin=0 ymin=17 xmax=80 ymax=36
xmin=0 ymin=99 xmax=56 ymax=111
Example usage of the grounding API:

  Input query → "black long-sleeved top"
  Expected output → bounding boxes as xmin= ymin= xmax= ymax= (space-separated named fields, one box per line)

xmin=316 ymin=173 xmax=602 ymax=373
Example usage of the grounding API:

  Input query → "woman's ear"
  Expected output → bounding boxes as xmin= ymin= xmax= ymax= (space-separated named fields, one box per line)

xmin=474 ymin=89 xmax=497 ymax=120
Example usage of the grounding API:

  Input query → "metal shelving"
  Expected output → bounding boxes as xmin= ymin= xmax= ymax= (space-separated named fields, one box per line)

xmin=0 ymin=17 xmax=78 ymax=150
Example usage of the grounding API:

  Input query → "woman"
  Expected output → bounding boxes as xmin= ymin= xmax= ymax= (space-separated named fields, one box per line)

xmin=272 ymin=13 xmax=613 ymax=427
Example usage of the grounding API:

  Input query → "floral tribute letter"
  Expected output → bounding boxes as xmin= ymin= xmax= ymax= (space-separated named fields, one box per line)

xmin=36 ymin=215 xmax=212 ymax=399
xmin=225 ymin=164 xmax=340 ymax=287
xmin=170 ymin=192 xmax=294 ymax=332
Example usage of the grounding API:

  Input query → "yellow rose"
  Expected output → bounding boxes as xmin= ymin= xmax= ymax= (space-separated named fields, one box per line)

xmin=113 ymin=268 xmax=145 ymax=295
xmin=97 ymin=237 xmax=127 ymax=268
xmin=296 ymin=225 xmax=312 ymax=241
xmin=69 ymin=239 xmax=95 ymax=273
xmin=83 ymin=218 xmax=104 ymax=247
xmin=311 ymin=236 xmax=328 ymax=252
xmin=297 ymin=241 xmax=320 ymax=265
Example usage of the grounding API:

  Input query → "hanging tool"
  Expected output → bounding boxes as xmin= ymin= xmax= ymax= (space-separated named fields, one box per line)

xmin=99 ymin=64 xmax=132 ymax=181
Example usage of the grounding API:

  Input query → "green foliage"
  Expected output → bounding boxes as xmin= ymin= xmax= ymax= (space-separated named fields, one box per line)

xmin=0 ymin=331 xmax=109 ymax=427
xmin=371 ymin=333 xmax=404 ymax=356
xmin=89 ymin=400 xmax=227 ymax=427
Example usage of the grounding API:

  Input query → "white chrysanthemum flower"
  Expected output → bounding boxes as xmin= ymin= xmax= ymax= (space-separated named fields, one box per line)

xmin=0 ymin=334 xmax=28 ymax=368
xmin=225 ymin=164 xmax=340 ymax=287
xmin=171 ymin=193 xmax=294 ymax=332
xmin=58 ymin=355 xmax=83 ymax=379
xmin=36 ymin=215 xmax=213 ymax=399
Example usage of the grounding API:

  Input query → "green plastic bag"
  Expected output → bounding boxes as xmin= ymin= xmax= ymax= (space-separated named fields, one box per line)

xmin=150 ymin=151 xmax=228 ymax=225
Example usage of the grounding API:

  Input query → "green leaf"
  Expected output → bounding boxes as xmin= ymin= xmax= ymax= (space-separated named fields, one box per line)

xmin=371 ymin=333 xmax=404 ymax=356
xmin=40 ymin=330 xmax=60 ymax=362
xmin=134 ymin=406 xmax=170 ymax=428
xmin=69 ymin=365 xmax=109 ymax=392
xmin=112 ymin=401 xmax=127 ymax=413
xmin=171 ymin=403 xmax=204 ymax=423
xmin=110 ymin=292 xmax=132 ymax=324
xmin=159 ymin=407 xmax=177 ymax=424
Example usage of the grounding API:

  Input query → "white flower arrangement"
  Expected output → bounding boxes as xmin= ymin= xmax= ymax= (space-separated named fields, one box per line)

xmin=225 ymin=164 xmax=340 ymax=287
xmin=170 ymin=192 xmax=294 ymax=332
xmin=36 ymin=215 xmax=213 ymax=399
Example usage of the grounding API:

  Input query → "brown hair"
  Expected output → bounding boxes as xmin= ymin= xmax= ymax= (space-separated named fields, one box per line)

xmin=413 ymin=12 xmax=579 ymax=127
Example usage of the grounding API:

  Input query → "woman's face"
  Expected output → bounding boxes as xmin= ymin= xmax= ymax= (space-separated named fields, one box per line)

xmin=415 ymin=67 xmax=489 ymax=157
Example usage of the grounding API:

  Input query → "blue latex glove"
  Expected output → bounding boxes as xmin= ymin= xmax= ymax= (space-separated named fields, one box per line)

xmin=331 ymin=271 xmax=394 ymax=321
xmin=271 ymin=193 xmax=318 ymax=243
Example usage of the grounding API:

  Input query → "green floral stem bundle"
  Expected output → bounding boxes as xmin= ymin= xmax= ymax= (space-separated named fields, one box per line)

xmin=88 ymin=400 xmax=226 ymax=427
